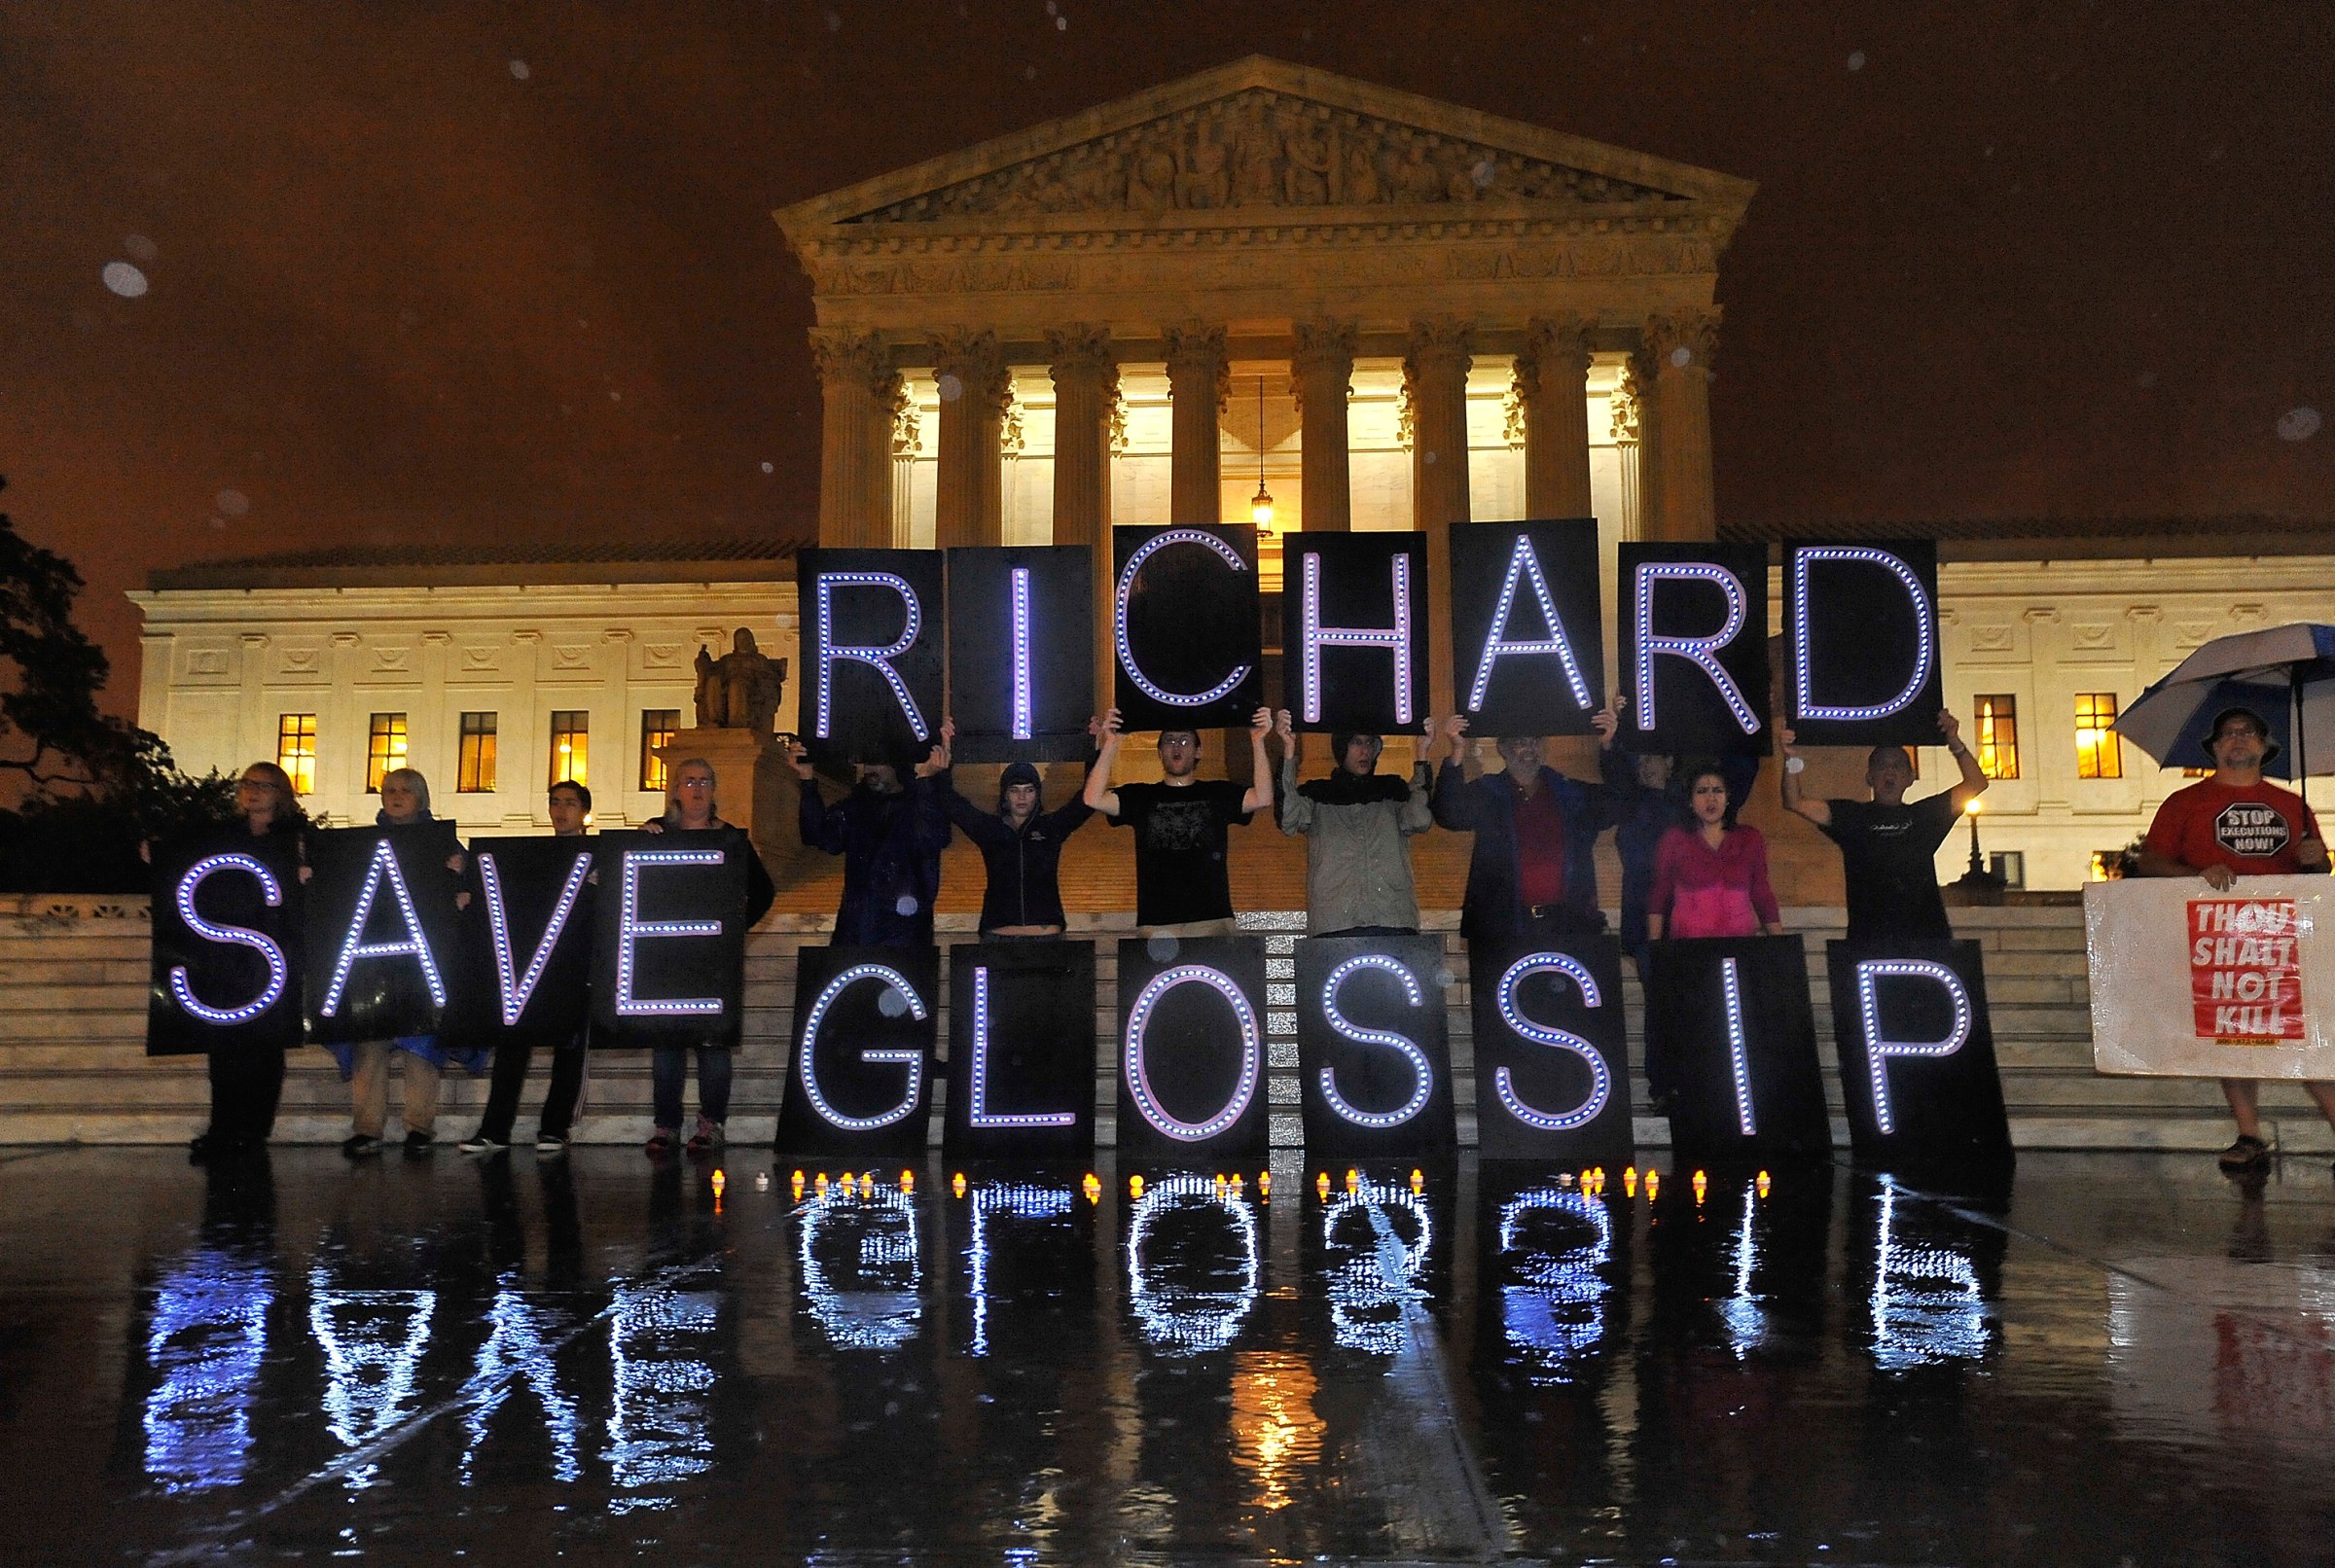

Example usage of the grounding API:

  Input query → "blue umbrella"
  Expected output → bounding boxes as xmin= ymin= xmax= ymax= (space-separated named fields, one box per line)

xmin=2114 ymin=624 xmax=2335 ymax=799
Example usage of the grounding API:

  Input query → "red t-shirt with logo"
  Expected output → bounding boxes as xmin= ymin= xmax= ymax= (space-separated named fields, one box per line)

xmin=2142 ymin=777 xmax=2323 ymax=873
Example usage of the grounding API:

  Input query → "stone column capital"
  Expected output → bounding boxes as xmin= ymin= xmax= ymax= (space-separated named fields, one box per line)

xmin=1513 ymin=314 xmax=1594 ymax=397
xmin=932 ymin=328 xmax=1013 ymax=416
xmin=1289 ymin=318 xmax=1355 ymax=418
xmin=1403 ymin=315 xmax=1476 ymax=379
xmin=1643 ymin=309 xmax=1722 ymax=373
xmin=1163 ymin=320 xmax=1230 ymax=409
xmin=1045 ymin=323 xmax=1118 ymax=383
xmin=808 ymin=327 xmax=895 ymax=395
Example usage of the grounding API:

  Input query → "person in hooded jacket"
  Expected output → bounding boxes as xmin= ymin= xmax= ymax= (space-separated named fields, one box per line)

xmin=928 ymin=718 xmax=1096 ymax=937
xmin=790 ymin=735 xmax=952 ymax=946
xmin=1273 ymin=712 xmax=1434 ymax=936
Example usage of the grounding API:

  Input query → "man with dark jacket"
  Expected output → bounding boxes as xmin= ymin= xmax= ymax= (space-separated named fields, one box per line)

xmin=1431 ymin=710 xmax=1618 ymax=944
xmin=930 ymin=719 xmax=1096 ymax=937
xmin=791 ymin=739 xmax=952 ymax=946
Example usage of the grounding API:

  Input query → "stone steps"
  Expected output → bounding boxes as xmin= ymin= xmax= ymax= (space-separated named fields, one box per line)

xmin=4 ymin=893 xmax=2320 ymax=1154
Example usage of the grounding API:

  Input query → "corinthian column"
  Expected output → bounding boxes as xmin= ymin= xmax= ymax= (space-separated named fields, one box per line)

xmin=1405 ymin=316 xmax=1474 ymax=717
xmin=1291 ymin=318 xmax=1356 ymax=532
xmin=933 ymin=330 xmax=1011 ymax=549
xmin=1047 ymin=325 xmax=1117 ymax=550
xmin=1163 ymin=322 xmax=1229 ymax=525
xmin=1515 ymin=315 xmax=1595 ymax=519
xmin=811 ymin=328 xmax=899 ymax=549
xmin=1642 ymin=310 xmax=1720 ymax=542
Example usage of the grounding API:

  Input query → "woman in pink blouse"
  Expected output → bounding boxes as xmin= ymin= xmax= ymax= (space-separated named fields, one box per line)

xmin=1649 ymin=763 xmax=1783 ymax=940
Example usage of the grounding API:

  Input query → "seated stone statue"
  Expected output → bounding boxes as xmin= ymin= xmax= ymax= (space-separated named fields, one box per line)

xmin=693 ymin=628 xmax=788 ymax=734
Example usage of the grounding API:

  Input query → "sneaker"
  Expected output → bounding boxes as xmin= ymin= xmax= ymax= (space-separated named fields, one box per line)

xmin=341 ymin=1133 xmax=383 ymax=1158
xmin=456 ymin=1133 xmax=507 ymax=1155
xmin=534 ymin=1134 xmax=570 ymax=1156
xmin=645 ymin=1129 xmax=678 ymax=1158
xmin=685 ymin=1119 xmax=724 ymax=1157
xmin=2218 ymin=1134 xmax=2271 ymax=1173
xmin=403 ymin=1129 xmax=435 ymax=1154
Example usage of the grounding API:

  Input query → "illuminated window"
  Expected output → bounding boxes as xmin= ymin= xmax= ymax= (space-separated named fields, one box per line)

xmin=275 ymin=714 xmax=317 ymax=796
xmin=548 ymin=710 xmax=589 ymax=789
xmin=456 ymin=712 xmax=497 ymax=793
xmin=2074 ymin=694 xmax=2122 ymax=780
xmin=1972 ymin=695 xmax=2019 ymax=780
xmin=639 ymin=709 xmax=679 ymax=792
xmin=366 ymin=712 xmax=408 ymax=794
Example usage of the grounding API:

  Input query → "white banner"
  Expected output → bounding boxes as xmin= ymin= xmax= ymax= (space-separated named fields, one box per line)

xmin=2087 ymin=876 xmax=2335 ymax=1078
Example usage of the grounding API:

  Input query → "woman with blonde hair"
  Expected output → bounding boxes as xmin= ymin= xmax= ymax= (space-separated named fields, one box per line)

xmin=642 ymin=758 xmax=773 ymax=1157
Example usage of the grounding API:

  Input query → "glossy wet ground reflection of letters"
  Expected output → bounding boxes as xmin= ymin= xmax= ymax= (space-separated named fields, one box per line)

xmin=6 ymin=1149 xmax=2335 ymax=1563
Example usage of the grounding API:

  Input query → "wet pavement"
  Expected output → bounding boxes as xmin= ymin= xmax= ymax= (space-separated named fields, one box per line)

xmin=5 ymin=1146 xmax=2333 ymax=1565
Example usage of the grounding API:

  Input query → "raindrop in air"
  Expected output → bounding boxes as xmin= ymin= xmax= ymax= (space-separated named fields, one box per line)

xmin=761 ymin=461 xmax=774 ymax=474
xmin=2278 ymin=408 xmax=2321 ymax=443
xmin=1847 ymin=51 xmax=1866 ymax=71
xmin=936 ymin=373 xmax=963 ymax=403
xmin=895 ymin=894 xmax=919 ymax=917
xmin=123 ymin=233 xmax=158 ymax=263
xmin=1670 ymin=345 xmax=1693 ymax=367
xmin=215 ymin=488 xmax=250 ymax=517
xmin=1470 ymin=158 xmax=1496 ymax=188
xmin=102 ymin=262 xmax=148 ymax=298
xmin=877 ymin=987 xmax=908 ymax=1018
xmin=1145 ymin=934 xmax=1180 ymax=964
xmin=1055 ymin=14 xmax=1066 ymax=27
xmin=509 ymin=58 xmax=530 ymax=80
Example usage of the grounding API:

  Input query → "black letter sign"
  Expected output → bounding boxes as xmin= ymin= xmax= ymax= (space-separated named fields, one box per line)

xmin=1450 ymin=519 xmax=1605 ymax=738
xmin=1468 ymin=934 xmax=1634 ymax=1166
xmin=1280 ymin=533 xmax=1428 ymax=736
xmin=1825 ymin=939 xmax=2012 ymax=1169
xmin=1294 ymin=935 xmax=1455 ymax=1157
xmin=1784 ymin=540 xmax=1942 ymax=748
xmin=1618 ymin=542 xmax=1771 ymax=758
xmin=1647 ymin=935 xmax=1831 ymax=1162
xmin=944 ymin=940 xmax=1097 ymax=1159
xmin=1114 ymin=936 xmax=1270 ymax=1159
xmin=798 ymin=547 xmax=945 ymax=771
xmin=777 ymin=943 xmax=939 ymax=1159
xmin=1112 ymin=524 xmax=1263 ymax=731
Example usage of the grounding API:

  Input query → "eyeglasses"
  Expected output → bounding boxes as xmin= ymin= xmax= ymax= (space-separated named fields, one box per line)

xmin=677 ymin=777 xmax=714 ymax=788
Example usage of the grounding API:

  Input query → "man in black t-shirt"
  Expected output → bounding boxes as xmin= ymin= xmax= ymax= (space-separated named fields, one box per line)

xmin=1085 ymin=705 xmax=1275 ymax=934
xmin=1779 ymin=709 xmax=1988 ymax=941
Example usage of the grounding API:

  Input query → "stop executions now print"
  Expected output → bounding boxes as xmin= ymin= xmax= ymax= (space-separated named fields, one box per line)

xmin=2189 ymin=898 xmax=2305 ymax=1046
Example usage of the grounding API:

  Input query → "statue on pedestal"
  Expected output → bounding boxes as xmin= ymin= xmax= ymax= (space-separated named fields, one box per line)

xmin=693 ymin=628 xmax=788 ymax=735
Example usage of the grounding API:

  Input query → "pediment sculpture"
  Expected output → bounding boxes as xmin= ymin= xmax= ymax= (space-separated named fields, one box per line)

xmin=845 ymin=89 xmax=1687 ymax=225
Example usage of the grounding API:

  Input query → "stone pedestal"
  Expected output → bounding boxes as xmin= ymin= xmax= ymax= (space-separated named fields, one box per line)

xmin=654 ymin=727 xmax=801 ymax=872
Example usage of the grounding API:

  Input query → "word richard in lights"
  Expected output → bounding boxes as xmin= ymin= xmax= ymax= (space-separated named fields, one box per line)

xmin=1298 ymin=551 xmax=1414 ymax=726
xmin=1467 ymin=533 xmax=1594 ymax=716
xmin=1116 ymin=528 xmax=1254 ymax=708
xmin=813 ymin=571 xmax=931 ymax=743
xmin=1790 ymin=546 xmax=1935 ymax=723
xmin=1634 ymin=560 xmax=1760 ymax=735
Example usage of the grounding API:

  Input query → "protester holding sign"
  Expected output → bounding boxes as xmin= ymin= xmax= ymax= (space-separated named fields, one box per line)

xmin=145 ymin=761 xmax=307 ymax=1161
xmin=1273 ymin=711 xmax=1433 ymax=936
xmin=929 ymin=719 xmax=1096 ymax=938
xmin=642 ymin=758 xmax=775 ymax=1157
xmin=2131 ymin=705 xmax=2335 ymax=1174
xmin=340 ymin=767 xmax=473 ymax=1157
xmin=790 ymin=739 xmax=951 ymax=946
xmin=1779 ymin=710 xmax=1986 ymax=942
xmin=1431 ymin=709 xmax=1619 ymax=943
xmin=457 ymin=780 xmax=595 ymax=1156
xmin=1085 ymin=706 xmax=1274 ymax=935
xmin=1649 ymin=764 xmax=1784 ymax=942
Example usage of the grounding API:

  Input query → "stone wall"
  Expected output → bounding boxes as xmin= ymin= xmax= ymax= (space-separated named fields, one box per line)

xmin=4 ymin=893 xmax=2322 ymax=1154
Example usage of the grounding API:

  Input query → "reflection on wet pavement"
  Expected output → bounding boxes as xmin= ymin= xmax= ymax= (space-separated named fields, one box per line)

xmin=6 ymin=1148 xmax=2335 ymax=1562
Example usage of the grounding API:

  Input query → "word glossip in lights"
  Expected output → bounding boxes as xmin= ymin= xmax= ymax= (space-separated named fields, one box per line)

xmin=1295 ymin=936 xmax=1457 ymax=1156
xmin=1115 ymin=938 xmax=1270 ymax=1159
xmin=1467 ymin=936 xmax=1633 ymax=1165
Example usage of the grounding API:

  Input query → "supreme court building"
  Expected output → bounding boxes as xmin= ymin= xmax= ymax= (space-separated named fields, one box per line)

xmin=131 ymin=58 xmax=2335 ymax=897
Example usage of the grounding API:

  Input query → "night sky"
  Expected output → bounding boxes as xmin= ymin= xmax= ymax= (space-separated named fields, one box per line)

xmin=3 ymin=2 xmax=2329 ymax=715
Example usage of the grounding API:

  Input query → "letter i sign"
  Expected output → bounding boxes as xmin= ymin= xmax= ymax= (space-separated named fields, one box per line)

xmin=2188 ymin=898 xmax=2306 ymax=1045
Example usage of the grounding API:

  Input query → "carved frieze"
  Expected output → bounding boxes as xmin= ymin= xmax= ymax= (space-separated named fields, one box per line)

xmin=844 ymin=89 xmax=1687 ymax=225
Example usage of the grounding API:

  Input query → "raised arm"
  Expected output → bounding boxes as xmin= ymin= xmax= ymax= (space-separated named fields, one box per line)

xmin=1938 ymin=709 xmax=1989 ymax=814
xmin=1275 ymin=711 xmax=1312 ymax=836
xmin=1778 ymin=724 xmax=1831 ymax=828
xmin=1240 ymin=706 xmax=1275 ymax=816
xmin=793 ymin=740 xmax=849 ymax=855
xmin=1083 ymin=708 xmax=1125 ymax=818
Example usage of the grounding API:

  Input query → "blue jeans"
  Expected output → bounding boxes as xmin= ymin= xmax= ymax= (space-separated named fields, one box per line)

xmin=652 ymin=1045 xmax=733 ymax=1131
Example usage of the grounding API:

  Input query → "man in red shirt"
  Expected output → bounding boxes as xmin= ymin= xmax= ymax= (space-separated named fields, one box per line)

xmin=2134 ymin=705 xmax=2334 ymax=1174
